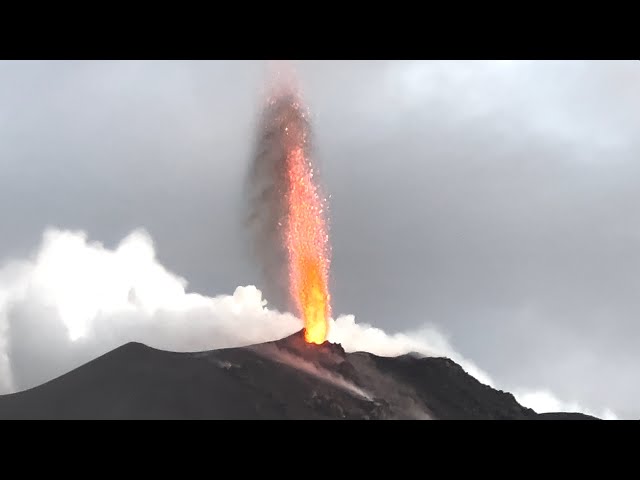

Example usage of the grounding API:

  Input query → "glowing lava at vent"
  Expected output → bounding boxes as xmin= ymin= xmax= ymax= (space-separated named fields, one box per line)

xmin=282 ymin=100 xmax=331 ymax=344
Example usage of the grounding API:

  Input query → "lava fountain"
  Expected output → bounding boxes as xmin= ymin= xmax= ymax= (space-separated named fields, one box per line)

xmin=282 ymin=101 xmax=332 ymax=344
xmin=248 ymin=75 xmax=332 ymax=344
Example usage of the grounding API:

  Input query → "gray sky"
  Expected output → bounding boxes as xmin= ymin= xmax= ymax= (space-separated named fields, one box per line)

xmin=1 ymin=60 xmax=639 ymax=418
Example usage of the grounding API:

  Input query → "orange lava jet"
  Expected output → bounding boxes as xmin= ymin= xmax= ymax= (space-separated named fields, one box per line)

xmin=282 ymin=101 xmax=331 ymax=344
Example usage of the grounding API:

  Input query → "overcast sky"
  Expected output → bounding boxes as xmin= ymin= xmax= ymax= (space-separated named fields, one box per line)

xmin=1 ymin=60 xmax=639 ymax=418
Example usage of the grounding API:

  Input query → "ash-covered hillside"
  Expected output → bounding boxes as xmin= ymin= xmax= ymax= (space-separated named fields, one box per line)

xmin=0 ymin=330 xmax=598 ymax=420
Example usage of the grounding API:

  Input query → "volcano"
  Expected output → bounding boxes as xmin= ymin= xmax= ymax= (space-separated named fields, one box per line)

xmin=0 ymin=331 xmax=598 ymax=420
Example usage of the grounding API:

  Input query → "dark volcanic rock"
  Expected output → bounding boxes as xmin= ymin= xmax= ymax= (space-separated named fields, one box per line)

xmin=537 ymin=412 xmax=600 ymax=420
xmin=0 ymin=330 xmax=599 ymax=420
xmin=368 ymin=354 xmax=538 ymax=420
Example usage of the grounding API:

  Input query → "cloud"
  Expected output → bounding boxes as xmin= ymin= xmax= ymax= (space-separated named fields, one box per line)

xmin=0 ymin=228 xmax=615 ymax=418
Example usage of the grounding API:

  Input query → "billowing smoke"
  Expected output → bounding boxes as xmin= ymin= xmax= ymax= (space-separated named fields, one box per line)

xmin=0 ymin=228 xmax=616 ymax=418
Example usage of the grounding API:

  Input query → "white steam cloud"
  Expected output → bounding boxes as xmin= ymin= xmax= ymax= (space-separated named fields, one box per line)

xmin=0 ymin=228 xmax=616 ymax=419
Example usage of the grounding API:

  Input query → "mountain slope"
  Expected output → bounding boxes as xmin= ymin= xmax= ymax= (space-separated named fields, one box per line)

xmin=0 ymin=330 xmax=598 ymax=420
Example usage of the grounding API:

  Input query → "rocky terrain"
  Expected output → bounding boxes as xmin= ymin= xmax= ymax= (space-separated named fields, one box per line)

xmin=0 ymin=330 xmax=599 ymax=419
